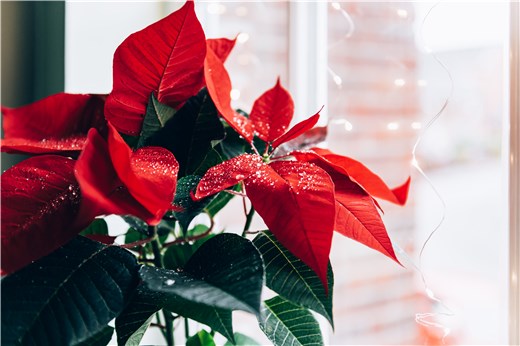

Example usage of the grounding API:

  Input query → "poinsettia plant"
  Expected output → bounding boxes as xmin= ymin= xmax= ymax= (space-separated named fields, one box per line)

xmin=1 ymin=2 xmax=410 ymax=345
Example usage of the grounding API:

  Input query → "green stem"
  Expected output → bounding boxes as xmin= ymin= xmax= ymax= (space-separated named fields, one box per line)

xmin=184 ymin=317 xmax=190 ymax=340
xmin=149 ymin=225 xmax=175 ymax=346
xmin=242 ymin=206 xmax=255 ymax=236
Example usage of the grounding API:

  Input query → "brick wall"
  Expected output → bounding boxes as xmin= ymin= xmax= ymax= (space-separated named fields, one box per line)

xmin=327 ymin=3 xmax=422 ymax=344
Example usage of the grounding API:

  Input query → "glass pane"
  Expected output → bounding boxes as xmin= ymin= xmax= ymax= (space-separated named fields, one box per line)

xmin=327 ymin=2 xmax=509 ymax=345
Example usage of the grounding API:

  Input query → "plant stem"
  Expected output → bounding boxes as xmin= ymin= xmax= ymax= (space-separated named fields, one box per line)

xmin=242 ymin=206 xmax=255 ymax=236
xmin=184 ymin=318 xmax=190 ymax=340
xmin=149 ymin=225 xmax=175 ymax=346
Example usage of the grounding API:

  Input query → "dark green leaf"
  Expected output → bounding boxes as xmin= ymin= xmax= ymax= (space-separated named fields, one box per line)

xmin=253 ymin=231 xmax=334 ymax=327
xmin=163 ymin=233 xmax=215 ymax=270
xmin=116 ymin=286 xmax=159 ymax=346
xmin=184 ymin=233 xmax=264 ymax=315
xmin=193 ymin=149 xmax=224 ymax=176
xmin=251 ymin=136 xmax=268 ymax=156
xmin=137 ymin=93 xmax=176 ymax=148
xmin=218 ymin=123 xmax=248 ymax=160
xmin=259 ymin=296 xmax=323 ymax=346
xmin=121 ymin=133 xmax=140 ymax=150
xmin=1 ymin=236 xmax=139 ymax=346
xmin=79 ymin=218 xmax=109 ymax=236
xmin=122 ymin=215 xmax=150 ymax=236
xmin=124 ymin=228 xmax=148 ymax=246
xmin=173 ymin=175 xmax=212 ymax=234
xmin=186 ymin=330 xmax=216 ymax=346
xmin=147 ymin=88 xmax=225 ymax=176
xmin=117 ymin=283 xmax=234 ymax=343
xmin=223 ymin=333 xmax=261 ymax=346
xmin=76 ymin=326 xmax=114 ymax=346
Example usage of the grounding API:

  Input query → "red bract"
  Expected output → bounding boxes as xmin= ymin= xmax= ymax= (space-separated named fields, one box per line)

xmin=272 ymin=110 xmax=321 ymax=149
xmin=296 ymin=148 xmax=410 ymax=205
xmin=1 ymin=93 xmax=105 ymax=154
xmin=204 ymin=44 xmax=254 ymax=142
xmin=194 ymin=154 xmax=335 ymax=290
xmin=207 ymin=37 xmax=237 ymax=63
xmin=250 ymin=78 xmax=294 ymax=142
xmin=327 ymin=169 xmax=399 ymax=263
xmin=75 ymin=122 xmax=179 ymax=225
xmin=104 ymin=1 xmax=206 ymax=135
xmin=292 ymin=148 xmax=411 ymax=262
xmin=1 ymin=155 xmax=82 ymax=274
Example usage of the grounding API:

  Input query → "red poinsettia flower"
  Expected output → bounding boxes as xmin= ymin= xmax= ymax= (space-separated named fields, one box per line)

xmin=194 ymin=154 xmax=335 ymax=291
xmin=193 ymin=79 xmax=336 ymax=290
xmin=0 ymin=93 xmax=105 ymax=154
xmin=104 ymin=1 xmax=206 ymax=136
xmin=75 ymin=122 xmax=180 ymax=226
xmin=193 ymin=78 xmax=410 ymax=290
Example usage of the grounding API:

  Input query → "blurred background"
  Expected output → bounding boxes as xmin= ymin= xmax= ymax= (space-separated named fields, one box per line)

xmin=1 ymin=1 xmax=512 ymax=344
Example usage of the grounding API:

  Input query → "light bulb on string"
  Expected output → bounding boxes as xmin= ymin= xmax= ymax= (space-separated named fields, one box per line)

xmin=230 ymin=89 xmax=241 ymax=101
xmin=397 ymin=8 xmax=409 ymax=19
xmin=327 ymin=66 xmax=343 ymax=88
xmin=207 ymin=3 xmax=226 ymax=15
xmin=237 ymin=33 xmax=249 ymax=44
xmin=387 ymin=122 xmax=400 ymax=131
xmin=394 ymin=78 xmax=406 ymax=87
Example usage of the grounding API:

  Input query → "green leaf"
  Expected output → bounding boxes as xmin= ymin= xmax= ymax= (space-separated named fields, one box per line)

xmin=186 ymin=330 xmax=216 ymax=346
xmin=193 ymin=149 xmax=224 ymax=176
xmin=147 ymin=88 xmax=225 ymax=177
xmin=137 ymin=93 xmax=176 ymax=148
xmin=223 ymin=333 xmax=261 ymax=346
xmin=121 ymin=133 xmax=140 ymax=150
xmin=80 ymin=218 xmax=109 ymax=236
xmin=124 ymin=228 xmax=148 ymax=246
xmin=184 ymin=233 xmax=264 ymax=314
xmin=173 ymin=175 xmax=212 ymax=234
xmin=142 ymin=232 xmax=263 ymax=304
xmin=76 ymin=326 xmax=114 ymax=346
xmin=253 ymin=231 xmax=334 ymax=327
xmin=1 ymin=236 xmax=139 ymax=346
xmin=116 ymin=286 xmax=158 ymax=346
xmin=122 ymin=215 xmax=150 ymax=235
xmin=218 ymin=123 xmax=248 ymax=160
xmin=117 ymin=283 xmax=234 ymax=343
xmin=163 ymin=232 xmax=215 ymax=270
xmin=259 ymin=296 xmax=323 ymax=346
xmin=204 ymin=184 xmax=240 ymax=218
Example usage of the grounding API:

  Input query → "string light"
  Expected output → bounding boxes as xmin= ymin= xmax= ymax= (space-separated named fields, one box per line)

xmin=331 ymin=2 xmax=341 ymax=11
xmin=387 ymin=122 xmax=400 ymax=130
xmin=411 ymin=121 xmax=422 ymax=130
xmin=397 ymin=9 xmax=409 ymax=19
xmin=237 ymin=33 xmax=250 ymax=44
xmin=328 ymin=67 xmax=343 ymax=87
xmin=394 ymin=78 xmax=406 ymax=87
xmin=330 ymin=119 xmax=353 ymax=131
xmin=207 ymin=3 xmax=226 ymax=15
xmin=230 ymin=89 xmax=241 ymax=100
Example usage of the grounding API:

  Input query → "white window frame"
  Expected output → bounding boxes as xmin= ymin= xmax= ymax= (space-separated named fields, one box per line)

xmin=509 ymin=2 xmax=520 ymax=345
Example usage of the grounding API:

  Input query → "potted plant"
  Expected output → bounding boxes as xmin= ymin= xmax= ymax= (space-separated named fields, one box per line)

xmin=1 ymin=2 xmax=410 ymax=345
